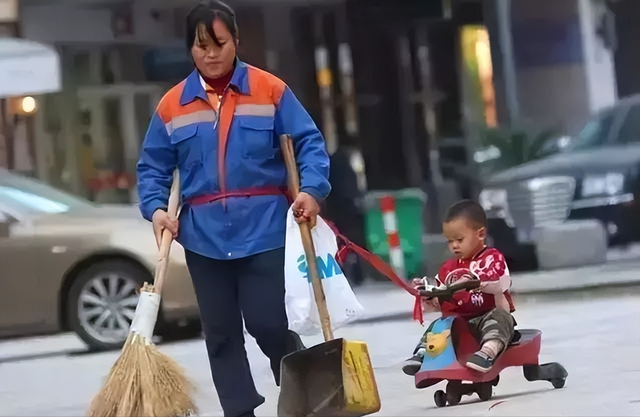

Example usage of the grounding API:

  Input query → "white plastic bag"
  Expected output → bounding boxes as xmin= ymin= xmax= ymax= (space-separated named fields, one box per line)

xmin=284 ymin=208 xmax=364 ymax=336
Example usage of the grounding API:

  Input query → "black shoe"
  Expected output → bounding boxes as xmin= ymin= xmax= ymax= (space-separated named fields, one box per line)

xmin=402 ymin=355 xmax=423 ymax=376
xmin=237 ymin=412 xmax=255 ymax=417
xmin=466 ymin=351 xmax=495 ymax=373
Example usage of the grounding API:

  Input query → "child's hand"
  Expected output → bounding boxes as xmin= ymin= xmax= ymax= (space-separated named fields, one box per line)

xmin=421 ymin=297 xmax=441 ymax=313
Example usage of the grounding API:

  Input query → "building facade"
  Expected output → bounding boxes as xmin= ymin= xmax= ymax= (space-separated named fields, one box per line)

xmin=6 ymin=0 xmax=637 ymax=205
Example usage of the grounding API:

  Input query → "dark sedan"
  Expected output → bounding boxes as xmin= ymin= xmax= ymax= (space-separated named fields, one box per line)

xmin=479 ymin=95 xmax=640 ymax=269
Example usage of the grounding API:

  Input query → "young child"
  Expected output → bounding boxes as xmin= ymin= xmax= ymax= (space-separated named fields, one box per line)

xmin=402 ymin=200 xmax=516 ymax=375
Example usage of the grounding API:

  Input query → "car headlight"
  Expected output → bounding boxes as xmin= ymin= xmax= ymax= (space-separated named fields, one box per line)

xmin=479 ymin=188 xmax=508 ymax=213
xmin=525 ymin=177 xmax=568 ymax=191
xmin=581 ymin=173 xmax=624 ymax=197
xmin=474 ymin=145 xmax=502 ymax=164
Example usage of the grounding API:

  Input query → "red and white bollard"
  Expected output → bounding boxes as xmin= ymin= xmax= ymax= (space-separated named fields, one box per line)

xmin=380 ymin=195 xmax=406 ymax=279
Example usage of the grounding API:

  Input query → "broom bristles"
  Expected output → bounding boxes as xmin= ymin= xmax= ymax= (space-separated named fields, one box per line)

xmin=87 ymin=322 xmax=197 ymax=416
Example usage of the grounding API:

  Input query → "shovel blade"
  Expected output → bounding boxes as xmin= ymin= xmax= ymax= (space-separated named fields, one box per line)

xmin=277 ymin=338 xmax=380 ymax=417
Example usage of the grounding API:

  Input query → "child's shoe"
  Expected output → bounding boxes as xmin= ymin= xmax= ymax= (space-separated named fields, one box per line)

xmin=465 ymin=350 xmax=494 ymax=373
xmin=402 ymin=355 xmax=423 ymax=375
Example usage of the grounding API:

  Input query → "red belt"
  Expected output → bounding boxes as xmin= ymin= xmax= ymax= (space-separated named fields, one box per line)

xmin=185 ymin=186 xmax=292 ymax=206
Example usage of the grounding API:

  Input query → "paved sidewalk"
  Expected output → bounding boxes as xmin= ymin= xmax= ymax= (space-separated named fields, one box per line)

xmin=350 ymin=258 xmax=640 ymax=324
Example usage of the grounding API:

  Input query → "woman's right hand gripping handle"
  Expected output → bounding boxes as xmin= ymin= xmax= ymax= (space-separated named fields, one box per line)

xmin=152 ymin=209 xmax=179 ymax=249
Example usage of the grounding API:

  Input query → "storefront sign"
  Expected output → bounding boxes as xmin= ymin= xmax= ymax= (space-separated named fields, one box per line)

xmin=0 ymin=38 xmax=61 ymax=98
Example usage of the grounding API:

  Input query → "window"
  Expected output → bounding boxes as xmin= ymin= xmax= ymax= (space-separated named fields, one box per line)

xmin=615 ymin=103 xmax=640 ymax=144
xmin=0 ymin=171 xmax=93 ymax=216
xmin=570 ymin=110 xmax=616 ymax=151
xmin=0 ymin=187 xmax=70 ymax=215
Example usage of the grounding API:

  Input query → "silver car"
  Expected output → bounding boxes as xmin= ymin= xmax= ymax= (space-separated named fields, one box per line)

xmin=0 ymin=169 xmax=200 ymax=350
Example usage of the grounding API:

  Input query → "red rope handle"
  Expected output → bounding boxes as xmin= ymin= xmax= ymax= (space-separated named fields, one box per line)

xmin=328 ymin=221 xmax=424 ymax=324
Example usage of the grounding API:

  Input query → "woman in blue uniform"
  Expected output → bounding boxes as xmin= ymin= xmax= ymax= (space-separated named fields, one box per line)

xmin=136 ymin=1 xmax=331 ymax=416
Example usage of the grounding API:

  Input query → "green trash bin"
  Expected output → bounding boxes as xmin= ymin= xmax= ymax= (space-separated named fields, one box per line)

xmin=363 ymin=188 xmax=427 ymax=278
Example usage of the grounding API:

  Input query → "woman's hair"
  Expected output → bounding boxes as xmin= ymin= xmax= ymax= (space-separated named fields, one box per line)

xmin=186 ymin=0 xmax=238 ymax=50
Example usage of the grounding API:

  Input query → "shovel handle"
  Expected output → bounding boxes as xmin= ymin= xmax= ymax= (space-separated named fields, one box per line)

xmin=280 ymin=134 xmax=334 ymax=342
xmin=153 ymin=170 xmax=180 ymax=294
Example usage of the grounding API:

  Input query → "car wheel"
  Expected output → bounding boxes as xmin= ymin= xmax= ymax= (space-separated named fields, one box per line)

xmin=487 ymin=233 xmax=538 ymax=272
xmin=504 ymin=246 xmax=538 ymax=272
xmin=67 ymin=260 xmax=149 ymax=351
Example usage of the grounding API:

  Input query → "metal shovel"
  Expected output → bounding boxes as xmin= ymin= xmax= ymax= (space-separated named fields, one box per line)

xmin=277 ymin=134 xmax=381 ymax=417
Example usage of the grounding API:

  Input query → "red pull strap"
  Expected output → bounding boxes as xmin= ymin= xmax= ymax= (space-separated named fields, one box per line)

xmin=329 ymin=222 xmax=424 ymax=324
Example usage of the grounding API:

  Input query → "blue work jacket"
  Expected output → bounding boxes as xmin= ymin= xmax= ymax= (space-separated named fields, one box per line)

xmin=137 ymin=60 xmax=331 ymax=260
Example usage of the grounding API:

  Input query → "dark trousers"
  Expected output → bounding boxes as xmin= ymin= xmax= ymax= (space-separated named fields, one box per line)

xmin=185 ymin=248 xmax=290 ymax=417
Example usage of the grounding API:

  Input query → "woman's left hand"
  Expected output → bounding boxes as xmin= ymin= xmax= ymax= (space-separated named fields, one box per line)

xmin=292 ymin=192 xmax=320 ymax=227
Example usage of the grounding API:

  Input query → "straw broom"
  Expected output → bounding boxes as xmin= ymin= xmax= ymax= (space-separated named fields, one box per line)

xmin=87 ymin=171 xmax=197 ymax=417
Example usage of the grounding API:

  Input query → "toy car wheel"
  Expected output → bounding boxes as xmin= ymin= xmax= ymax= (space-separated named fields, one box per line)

xmin=434 ymin=390 xmax=447 ymax=408
xmin=446 ymin=392 xmax=461 ymax=406
xmin=551 ymin=378 xmax=566 ymax=389
xmin=477 ymin=383 xmax=493 ymax=401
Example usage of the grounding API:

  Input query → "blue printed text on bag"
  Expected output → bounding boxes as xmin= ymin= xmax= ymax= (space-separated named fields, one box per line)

xmin=296 ymin=254 xmax=344 ymax=282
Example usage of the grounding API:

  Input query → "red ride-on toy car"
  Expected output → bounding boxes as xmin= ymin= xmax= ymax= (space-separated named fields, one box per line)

xmin=414 ymin=280 xmax=568 ymax=407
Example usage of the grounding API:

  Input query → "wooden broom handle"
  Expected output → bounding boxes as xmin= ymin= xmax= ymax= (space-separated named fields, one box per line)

xmin=153 ymin=170 xmax=180 ymax=294
xmin=280 ymin=134 xmax=334 ymax=342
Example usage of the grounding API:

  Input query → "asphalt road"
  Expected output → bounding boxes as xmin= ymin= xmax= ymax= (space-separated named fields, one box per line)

xmin=0 ymin=286 xmax=638 ymax=416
